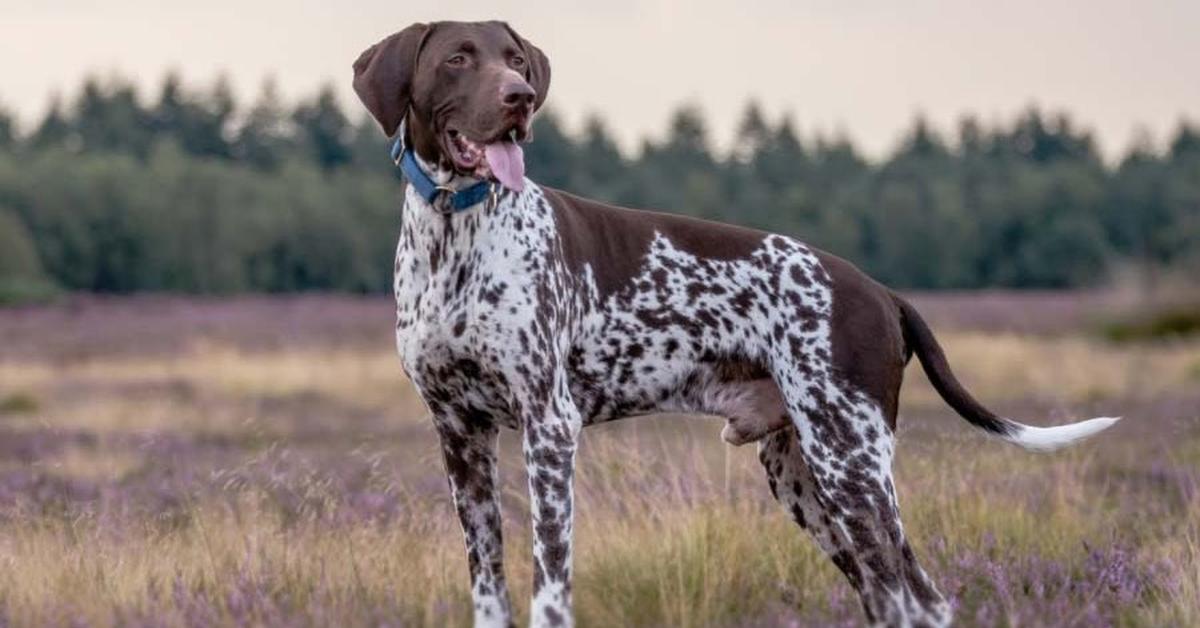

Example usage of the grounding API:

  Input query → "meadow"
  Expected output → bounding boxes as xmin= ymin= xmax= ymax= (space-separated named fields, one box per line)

xmin=0 ymin=292 xmax=1197 ymax=627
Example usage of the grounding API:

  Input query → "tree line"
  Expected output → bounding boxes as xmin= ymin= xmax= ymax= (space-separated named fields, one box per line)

xmin=1 ymin=74 xmax=1197 ymax=303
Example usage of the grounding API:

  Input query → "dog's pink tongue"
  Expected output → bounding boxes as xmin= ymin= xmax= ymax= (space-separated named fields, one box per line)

xmin=484 ymin=141 xmax=525 ymax=192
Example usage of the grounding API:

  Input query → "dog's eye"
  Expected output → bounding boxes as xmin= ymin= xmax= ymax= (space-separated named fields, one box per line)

xmin=510 ymin=55 xmax=526 ymax=68
xmin=446 ymin=54 xmax=468 ymax=67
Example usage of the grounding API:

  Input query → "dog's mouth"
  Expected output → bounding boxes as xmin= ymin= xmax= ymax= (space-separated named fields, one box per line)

xmin=442 ymin=125 xmax=529 ymax=192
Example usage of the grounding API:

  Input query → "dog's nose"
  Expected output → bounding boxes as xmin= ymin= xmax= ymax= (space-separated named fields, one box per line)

xmin=501 ymin=81 xmax=536 ymax=109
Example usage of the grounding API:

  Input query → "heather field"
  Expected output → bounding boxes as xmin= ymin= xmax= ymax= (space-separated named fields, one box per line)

xmin=0 ymin=293 xmax=1198 ymax=627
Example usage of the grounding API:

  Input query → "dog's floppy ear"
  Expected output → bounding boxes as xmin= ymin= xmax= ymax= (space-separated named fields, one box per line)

xmin=352 ymin=23 xmax=432 ymax=137
xmin=502 ymin=23 xmax=552 ymax=111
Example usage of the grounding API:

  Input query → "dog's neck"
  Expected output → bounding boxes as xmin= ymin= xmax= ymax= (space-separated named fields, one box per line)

xmin=398 ymin=179 xmax=539 ymax=279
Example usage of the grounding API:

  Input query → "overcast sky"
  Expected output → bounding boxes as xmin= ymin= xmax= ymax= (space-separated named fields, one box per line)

xmin=3 ymin=0 xmax=1198 ymax=157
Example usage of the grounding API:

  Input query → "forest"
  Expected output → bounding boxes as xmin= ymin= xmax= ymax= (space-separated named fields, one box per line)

xmin=1 ymin=74 xmax=1197 ymax=303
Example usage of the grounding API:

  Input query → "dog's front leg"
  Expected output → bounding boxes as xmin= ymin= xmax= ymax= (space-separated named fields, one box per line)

xmin=436 ymin=416 xmax=514 ymax=628
xmin=520 ymin=394 xmax=582 ymax=628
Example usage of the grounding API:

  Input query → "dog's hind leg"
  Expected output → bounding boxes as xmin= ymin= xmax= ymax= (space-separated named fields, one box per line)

xmin=435 ymin=414 xmax=514 ymax=628
xmin=758 ymin=415 xmax=950 ymax=627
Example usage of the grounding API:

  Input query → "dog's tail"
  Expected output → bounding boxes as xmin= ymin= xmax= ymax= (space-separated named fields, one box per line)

xmin=894 ymin=295 xmax=1119 ymax=452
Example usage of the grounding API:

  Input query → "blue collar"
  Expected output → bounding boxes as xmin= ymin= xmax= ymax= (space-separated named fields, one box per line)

xmin=391 ymin=138 xmax=495 ymax=212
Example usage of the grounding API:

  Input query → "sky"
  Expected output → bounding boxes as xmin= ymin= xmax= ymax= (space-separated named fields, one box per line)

xmin=3 ymin=0 xmax=1198 ymax=158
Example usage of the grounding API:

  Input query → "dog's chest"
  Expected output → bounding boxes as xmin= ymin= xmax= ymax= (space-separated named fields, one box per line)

xmin=392 ymin=187 xmax=559 ymax=396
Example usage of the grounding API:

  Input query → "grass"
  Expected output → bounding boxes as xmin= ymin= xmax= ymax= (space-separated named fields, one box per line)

xmin=0 ymin=295 xmax=1197 ymax=626
xmin=0 ymin=432 xmax=1190 ymax=626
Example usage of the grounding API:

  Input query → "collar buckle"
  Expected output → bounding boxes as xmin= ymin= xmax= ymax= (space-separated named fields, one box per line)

xmin=487 ymin=184 xmax=499 ymax=211
xmin=433 ymin=186 xmax=458 ymax=215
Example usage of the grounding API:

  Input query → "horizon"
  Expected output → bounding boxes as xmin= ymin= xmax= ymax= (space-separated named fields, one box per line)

xmin=3 ymin=1 xmax=1198 ymax=159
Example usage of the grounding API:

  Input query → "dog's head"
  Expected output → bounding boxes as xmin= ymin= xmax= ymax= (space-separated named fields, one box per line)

xmin=353 ymin=21 xmax=550 ymax=191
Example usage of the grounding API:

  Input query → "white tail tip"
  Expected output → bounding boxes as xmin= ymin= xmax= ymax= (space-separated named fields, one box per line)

xmin=1006 ymin=416 xmax=1121 ymax=452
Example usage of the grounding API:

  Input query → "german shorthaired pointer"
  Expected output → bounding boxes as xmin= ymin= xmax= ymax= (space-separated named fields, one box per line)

xmin=352 ymin=21 xmax=1119 ymax=628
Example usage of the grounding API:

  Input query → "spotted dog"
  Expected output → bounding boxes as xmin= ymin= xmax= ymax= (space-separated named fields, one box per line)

xmin=352 ymin=20 xmax=1120 ymax=628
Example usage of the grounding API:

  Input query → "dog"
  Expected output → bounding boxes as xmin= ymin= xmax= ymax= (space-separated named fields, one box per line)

xmin=352 ymin=20 xmax=1119 ymax=628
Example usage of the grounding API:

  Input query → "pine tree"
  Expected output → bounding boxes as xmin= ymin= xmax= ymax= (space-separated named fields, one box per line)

xmin=30 ymin=94 xmax=72 ymax=150
xmin=183 ymin=75 xmax=236 ymax=159
xmin=732 ymin=101 xmax=771 ymax=164
xmin=753 ymin=114 xmax=808 ymax=189
xmin=1169 ymin=121 xmax=1200 ymax=159
xmin=524 ymin=109 xmax=575 ymax=188
xmin=153 ymin=72 xmax=188 ymax=146
xmin=642 ymin=105 xmax=723 ymax=217
xmin=900 ymin=115 xmax=947 ymax=159
xmin=153 ymin=73 xmax=236 ymax=159
xmin=234 ymin=77 xmax=292 ymax=169
xmin=0 ymin=103 xmax=14 ymax=148
xmin=575 ymin=114 xmax=624 ymax=195
xmin=293 ymin=84 xmax=351 ymax=170
xmin=662 ymin=105 xmax=711 ymax=162
xmin=72 ymin=76 xmax=155 ymax=157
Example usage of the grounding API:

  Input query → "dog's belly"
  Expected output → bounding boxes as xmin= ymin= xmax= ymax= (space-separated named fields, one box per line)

xmin=568 ymin=346 xmax=793 ymax=443
xmin=566 ymin=347 xmax=709 ymax=422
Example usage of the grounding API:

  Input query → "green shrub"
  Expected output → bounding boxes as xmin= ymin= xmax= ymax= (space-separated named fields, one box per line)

xmin=1102 ymin=305 xmax=1200 ymax=342
xmin=0 ymin=208 xmax=61 ymax=305
xmin=0 ymin=392 xmax=39 ymax=415
xmin=0 ymin=277 xmax=61 ymax=306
